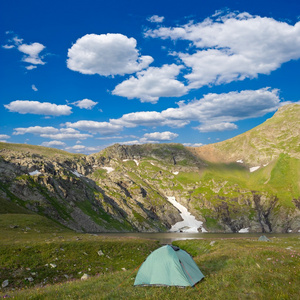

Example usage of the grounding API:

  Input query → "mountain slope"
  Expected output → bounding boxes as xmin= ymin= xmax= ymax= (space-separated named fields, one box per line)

xmin=0 ymin=104 xmax=299 ymax=233
xmin=188 ymin=103 xmax=300 ymax=166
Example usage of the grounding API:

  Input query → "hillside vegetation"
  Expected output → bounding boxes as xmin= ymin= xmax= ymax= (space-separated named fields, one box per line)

xmin=189 ymin=103 xmax=300 ymax=165
xmin=0 ymin=103 xmax=299 ymax=233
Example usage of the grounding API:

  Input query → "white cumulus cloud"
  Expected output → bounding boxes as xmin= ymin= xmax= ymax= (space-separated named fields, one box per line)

xmin=146 ymin=12 xmax=300 ymax=89
xmin=119 ymin=131 xmax=178 ymax=145
xmin=65 ymin=120 xmax=122 ymax=135
xmin=4 ymin=100 xmax=72 ymax=116
xmin=13 ymin=126 xmax=91 ymax=140
xmin=147 ymin=15 xmax=165 ymax=23
xmin=0 ymin=134 xmax=10 ymax=140
xmin=18 ymin=42 xmax=46 ymax=65
xmin=112 ymin=64 xmax=188 ymax=103
xmin=26 ymin=65 xmax=37 ymax=70
xmin=142 ymin=131 xmax=178 ymax=141
xmin=111 ymin=111 xmax=166 ymax=128
xmin=13 ymin=126 xmax=59 ymax=135
xmin=41 ymin=140 xmax=66 ymax=147
xmin=2 ymin=44 xmax=15 ymax=49
xmin=67 ymin=33 xmax=153 ymax=76
xmin=3 ymin=33 xmax=46 ymax=69
xmin=161 ymin=88 xmax=282 ymax=124
xmin=65 ymin=144 xmax=104 ymax=154
xmin=183 ymin=143 xmax=204 ymax=147
xmin=72 ymin=99 xmax=98 ymax=109
xmin=112 ymin=88 xmax=283 ymax=131
xmin=195 ymin=122 xmax=238 ymax=132
xmin=40 ymin=128 xmax=92 ymax=140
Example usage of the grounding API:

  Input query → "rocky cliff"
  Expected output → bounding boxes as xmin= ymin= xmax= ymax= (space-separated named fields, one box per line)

xmin=0 ymin=143 xmax=185 ymax=232
xmin=1 ymin=104 xmax=299 ymax=233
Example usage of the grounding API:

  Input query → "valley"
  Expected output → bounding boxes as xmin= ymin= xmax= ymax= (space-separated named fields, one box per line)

xmin=0 ymin=103 xmax=299 ymax=234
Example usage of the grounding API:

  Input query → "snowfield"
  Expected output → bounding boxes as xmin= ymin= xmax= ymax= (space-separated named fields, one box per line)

xmin=167 ymin=196 xmax=207 ymax=233
xmin=29 ymin=170 xmax=41 ymax=176
xmin=101 ymin=167 xmax=114 ymax=173
xmin=71 ymin=170 xmax=82 ymax=177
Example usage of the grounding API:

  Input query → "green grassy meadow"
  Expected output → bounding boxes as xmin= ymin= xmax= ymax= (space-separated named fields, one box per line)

xmin=0 ymin=214 xmax=299 ymax=299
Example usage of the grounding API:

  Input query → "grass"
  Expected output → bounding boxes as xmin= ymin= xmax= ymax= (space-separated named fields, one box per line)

xmin=0 ymin=142 xmax=83 ymax=160
xmin=0 ymin=214 xmax=299 ymax=299
xmin=0 ymin=214 xmax=159 ymax=295
xmin=0 ymin=197 xmax=32 ymax=215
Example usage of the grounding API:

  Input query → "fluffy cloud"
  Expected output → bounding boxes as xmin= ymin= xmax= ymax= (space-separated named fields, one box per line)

xmin=67 ymin=33 xmax=153 ymax=76
xmin=147 ymin=15 xmax=165 ymax=23
xmin=3 ymin=34 xmax=46 ymax=69
xmin=111 ymin=111 xmax=166 ymax=127
xmin=142 ymin=131 xmax=178 ymax=141
xmin=4 ymin=100 xmax=72 ymax=116
xmin=119 ymin=131 xmax=178 ymax=145
xmin=112 ymin=88 xmax=282 ymax=131
xmin=112 ymin=64 xmax=188 ymax=103
xmin=72 ymin=99 xmax=98 ymax=110
xmin=0 ymin=134 xmax=10 ymax=140
xmin=41 ymin=140 xmax=66 ymax=147
xmin=65 ymin=144 xmax=104 ymax=154
xmin=40 ymin=128 xmax=92 ymax=140
xmin=161 ymin=88 xmax=281 ymax=124
xmin=2 ymin=44 xmax=15 ymax=49
xmin=32 ymin=84 xmax=38 ymax=91
xmin=26 ymin=65 xmax=37 ymax=70
xmin=195 ymin=122 xmax=238 ymax=132
xmin=52 ymin=88 xmax=284 ymax=145
xmin=65 ymin=120 xmax=122 ymax=135
xmin=183 ymin=143 xmax=204 ymax=147
xmin=13 ymin=126 xmax=91 ymax=140
xmin=13 ymin=126 xmax=59 ymax=135
xmin=146 ymin=12 xmax=300 ymax=89
xmin=18 ymin=42 xmax=46 ymax=65
xmin=65 ymin=144 xmax=86 ymax=151
xmin=119 ymin=140 xmax=144 ymax=145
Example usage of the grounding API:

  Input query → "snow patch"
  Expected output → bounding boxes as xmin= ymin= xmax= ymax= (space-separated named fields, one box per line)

xmin=29 ymin=170 xmax=41 ymax=176
xmin=167 ymin=196 xmax=206 ymax=233
xmin=71 ymin=170 xmax=82 ymax=177
xmin=237 ymin=159 xmax=244 ymax=163
xmin=101 ymin=167 xmax=114 ymax=174
xmin=238 ymin=227 xmax=249 ymax=233
xmin=250 ymin=166 xmax=260 ymax=172
xmin=173 ymin=171 xmax=179 ymax=175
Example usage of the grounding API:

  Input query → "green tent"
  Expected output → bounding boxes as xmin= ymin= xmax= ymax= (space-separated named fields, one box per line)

xmin=134 ymin=245 xmax=204 ymax=287
xmin=258 ymin=235 xmax=270 ymax=242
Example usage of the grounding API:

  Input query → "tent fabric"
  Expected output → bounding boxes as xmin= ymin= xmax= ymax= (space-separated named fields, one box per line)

xmin=134 ymin=245 xmax=204 ymax=287
xmin=258 ymin=235 xmax=270 ymax=241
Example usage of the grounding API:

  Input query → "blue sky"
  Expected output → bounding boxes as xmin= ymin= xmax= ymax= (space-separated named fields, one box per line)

xmin=1 ymin=0 xmax=300 ymax=154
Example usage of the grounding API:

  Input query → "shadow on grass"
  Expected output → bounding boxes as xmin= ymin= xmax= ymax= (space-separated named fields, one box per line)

xmin=200 ymin=255 xmax=230 ymax=275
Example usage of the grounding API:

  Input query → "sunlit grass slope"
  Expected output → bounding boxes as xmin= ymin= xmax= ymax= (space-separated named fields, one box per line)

xmin=2 ymin=235 xmax=299 ymax=300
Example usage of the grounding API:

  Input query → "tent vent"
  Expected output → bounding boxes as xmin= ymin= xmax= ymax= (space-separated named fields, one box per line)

xmin=170 ymin=245 xmax=180 ymax=251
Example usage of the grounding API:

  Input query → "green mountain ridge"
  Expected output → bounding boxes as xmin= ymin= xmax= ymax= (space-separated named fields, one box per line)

xmin=189 ymin=103 xmax=300 ymax=165
xmin=0 ymin=103 xmax=299 ymax=233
